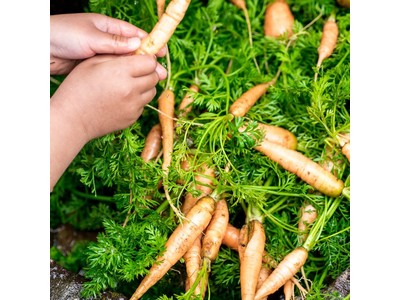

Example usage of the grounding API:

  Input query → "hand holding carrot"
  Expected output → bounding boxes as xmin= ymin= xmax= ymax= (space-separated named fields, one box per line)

xmin=50 ymin=13 xmax=167 ymax=74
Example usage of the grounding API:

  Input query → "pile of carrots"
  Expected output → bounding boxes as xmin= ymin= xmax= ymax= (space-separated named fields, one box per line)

xmin=68 ymin=0 xmax=349 ymax=299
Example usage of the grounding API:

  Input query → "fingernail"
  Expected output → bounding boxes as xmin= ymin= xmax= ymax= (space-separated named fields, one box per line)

xmin=128 ymin=37 xmax=141 ymax=49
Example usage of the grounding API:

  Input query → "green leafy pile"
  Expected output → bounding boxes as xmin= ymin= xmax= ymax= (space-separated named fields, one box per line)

xmin=50 ymin=0 xmax=350 ymax=299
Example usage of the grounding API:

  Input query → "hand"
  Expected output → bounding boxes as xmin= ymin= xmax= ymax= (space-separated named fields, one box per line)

xmin=51 ymin=54 xmax=167 ymax=141
xmin=50 ymin=54 xmax=166 ymax=191
xmin=50 ymin=13 xmax=167 ymax=74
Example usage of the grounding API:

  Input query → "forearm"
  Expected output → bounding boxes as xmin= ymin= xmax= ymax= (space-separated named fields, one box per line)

xmin=50 ymin=96 xmax=88 ymax=192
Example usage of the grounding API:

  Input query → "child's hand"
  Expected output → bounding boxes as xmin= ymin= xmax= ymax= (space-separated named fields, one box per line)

xmin=51 ymin=54 xmax=167 ymax=142
xmin=50 ymin=13 xmax=167 ymax=74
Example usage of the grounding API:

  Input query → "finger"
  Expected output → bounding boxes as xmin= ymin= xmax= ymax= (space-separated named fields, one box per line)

xmin=155 ymin=63 xmax=167 ymax=81
xmin=132 ymin=72 xmax=161 ymax=95
xmin=95 ymin=14 xmax=148 ymax=39
xmin=90 ymin=30 xmax=142 ymax=54
xmin=119 ymin=55 xmax=159 ymax=77
xmin=137 ymin=87 xmax=158 ymax=106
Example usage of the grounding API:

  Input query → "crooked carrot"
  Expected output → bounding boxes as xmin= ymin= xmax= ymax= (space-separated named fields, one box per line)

xmin=141 ymin=123 xmax=162 ymax=163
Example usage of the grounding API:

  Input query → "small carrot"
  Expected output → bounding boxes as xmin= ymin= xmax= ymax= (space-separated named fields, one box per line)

xmin=315 ymin=15 xmax=339 ymax=81
xmin=240 ymin=219 xmax=266 ymax=300
xmin=256 ymin=266 xmax=272 ymax=300
xmin=181 ymin=163 xmax=216 ymax=214
xmin=229 ymin=78 xmax=277 ymax=117
xmin=283 ymin=279 xmax=294 ymax=300
xmin=135 ymin=0 xmax=191 ymax=55
xmin=183 ymin=235 xmax=203 ymax=295
xmin=254 ymin=139 xmax=344 ymax=197
xmin=178 ymin=84 xmax=199 ymax=118
xmin=263 ymin=0 xmax=295 ymax=38
xmin=239 ymin=122 xmax=297 ymax=150
xmin=158 ymin=89 xmax=175 ymax=173
xmin=337 ymin=132 xmax=350 ymax=162
xmin=141 ymin=123 xmax=162 ymax=163
xmin=298 ymin=203 xmax=318 ymax=245
xmin=156 ymin=0 xmax=166 ymax=18
xmin=201 ymin=199 xmax=229 ymax=265
xmin=129 ymin=196 xmax=215 ymax=300
xmin=221 ymin=223 xmax=240 ymax=251
xmin=254 ymin=247 xmax=309 ymax=299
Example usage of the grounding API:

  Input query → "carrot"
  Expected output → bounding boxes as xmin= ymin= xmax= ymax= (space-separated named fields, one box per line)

xmin=337 ymin=0 xmax=350 ymax=8
xmin=201 ymin=199 xmax=229 ymax=265
xmin=239 ymin=122 xmax=297 ymax=150
xmin=254 ymin=247 xmax=309 ymax=299
xmin=238 ymin=224 xmax=249 ymax=263
xmin=134 ymin=0 xmax=191 ymax=55
xmin=178 ymin=84 xmax=199 ymax=118
xmin=298 ymin=203 xmax=318 ymax=245
xmin=129 ymin=196 xmax=216 ymax=300
xmin=337 ymin=132 xmax=350 ymax=162
xmin=263 ymin=0 xmax=295 ymax=38
xmin=141 ymin=123 xmax=162 ymax=163
xmin=156 ymin=0 xmax=166 ymax=18
xmin=315 ymin=15 xmax=339 ymax=81
xmin=240 ymin=220 xmax=266 ymax=300
xmin=283 ymin=279 xmax=294 ymax=300
xmin=181 ymin=163 xmax=216 ymax=214
xmin=183 ymin=235 xmax=203 ymax=295
xmin=158 ymin=89 xmax=175 ymax=173
xmin=254 ymin=139 xmax=344 ymax=197
xmin=229 ymin=79 xmax=277 ymax=117
xmin=256 ymin=266 xmax=272 ymax=300
xmin=222 ymin=223 xmax=240 ymax=251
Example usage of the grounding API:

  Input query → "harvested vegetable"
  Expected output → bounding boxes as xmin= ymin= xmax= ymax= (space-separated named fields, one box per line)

xmin=135 ymin=0 xmax=191 ymax=55
xmin=141 ymin=123 xmax=162 ymax=162
xmin=263 ymin=0 xmax=295 ymax=38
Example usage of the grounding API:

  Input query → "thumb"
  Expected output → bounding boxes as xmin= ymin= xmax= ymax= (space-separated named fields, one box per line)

xmin=91 ymin=31 xmax=142 ymax=54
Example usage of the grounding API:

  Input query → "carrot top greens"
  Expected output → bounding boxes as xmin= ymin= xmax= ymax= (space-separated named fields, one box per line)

xmin=51 ymin=0 xmax=350 ymax=299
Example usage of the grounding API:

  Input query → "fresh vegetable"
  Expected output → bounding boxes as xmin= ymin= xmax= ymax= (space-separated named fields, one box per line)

xmin=337 ymin=132 xmax=350 ymax=162
xmin=229 ymin=79 xmax=277 ymax=117
xmin=130 ymin=196 xmax=216 ymax=300
xmin=315 ymin=15 xmax=339 ymax=81
xmin=135 ymin=0 xmax=191 ymax=55
xmin=254 ymin=246 xmax=308 ymax=299
xmin=221 ymin=223 xmax=240 ymax=251
xmin=263 ymin=0 xmax=295 ymax=38
xmin=178 ymin=84 xmax=200 ymax=118
xmin=141 ymin=123 xmax=162 ymax=162
xmin=298 ymin=203 xmax=318 ymax=244
xmin=183 ymin=235 xmax=203 ymax=296
xmin=156 ymin=0 xmax=166 ymax=18
xmin=254 ymin=139 xmax=344 ymax=197
xmin=240 ymin=219 xmax=266 ymax=300
xmin=283 ymin=279 xmax=294 ymax=300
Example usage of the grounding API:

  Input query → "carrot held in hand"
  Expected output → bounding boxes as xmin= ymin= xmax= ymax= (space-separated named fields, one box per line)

xmin=264 ymin=0 xmax=295 ymax=38
xmin=254 ymin=247 xmax=309 ymax=299
xmin=130 ymin=196 xmax=216 ymax=300
xmin=254 ymin=139 xmax=344 ymax=197
xmin=135 ymin=0 xmax=191 ymax=55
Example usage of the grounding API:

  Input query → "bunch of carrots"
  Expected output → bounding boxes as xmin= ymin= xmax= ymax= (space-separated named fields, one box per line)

xmin=55 ymin=0 xmax=349 ymax=299
xmin=126 ymin=0 xmax=349 ymax=299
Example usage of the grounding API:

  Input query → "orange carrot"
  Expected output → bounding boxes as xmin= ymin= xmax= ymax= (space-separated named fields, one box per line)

xmin=254 ymin=247 xmax=309 ymax=299
xmin=256 ymin=266 xmax=272 ymax=299
xmin=141 ymin=123 xmax=162 ymax=163
xmin=130 ymin=196 xmax=215 ymax=300
xmin=229 ymin=79 xmax=276 ymax=117
xmin=240 ymin=220 xmax=266 ymax=300
xmin=178 ymin=84 xmax=199 ymax=118
xmin=222 ymin=223 xmax=240 ymax=251
xmin=201 ymin=199 xmax=229 ymax=264
xmin=298 ymin=203 xmax=318 ymax=244
xmin=315 ymin=16 xmax=339 ymax=80
xmin=181 ymin=163 xmax=216 ymax=214
xmin=135 ymin=0 xmax=191 ymax=55
xmin=156 ymin=0 xmax=166 ymax=18
xmin=239 ymin=122 xmax=297 ymax=150
xmin=157 ymin=89 xmax=175 ymax=173
xmin=183 ymin=235 xmax=203 ymax=295
xmin=254 ymin=139 xmax=344 ymax=197
xmin=238 ymin=224 xmax=249 ymax=263
xmin=263 ymin=0 xmax=295 ymax=38
xmin=283 ymin=279 xmax=294 ymax=300
xmin=337 ymin=132 xmax=350 ymax=162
